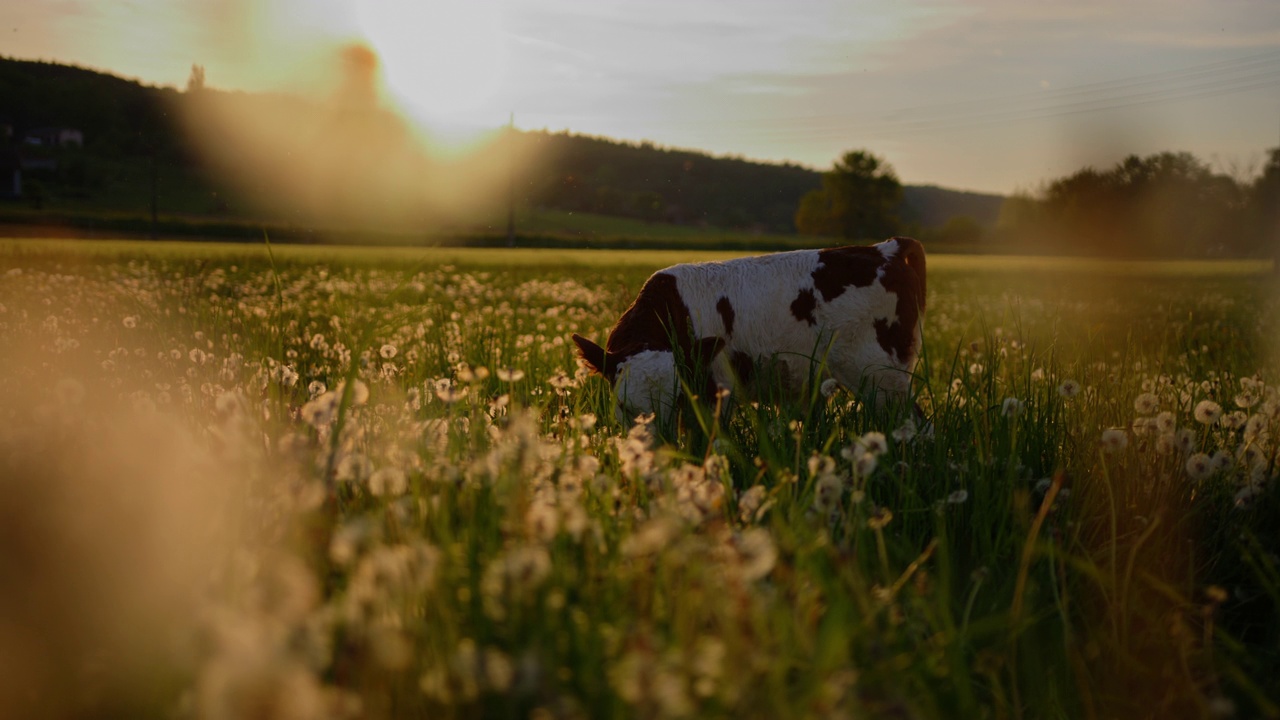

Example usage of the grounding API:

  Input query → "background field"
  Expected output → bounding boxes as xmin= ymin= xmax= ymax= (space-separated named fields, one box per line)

xmin=1 ymin=238 xmax=1277 ymax=719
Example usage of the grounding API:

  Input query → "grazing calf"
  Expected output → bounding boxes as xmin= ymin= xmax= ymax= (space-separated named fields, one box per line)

xmin=572 ymin=237 xmax=927 ymax=423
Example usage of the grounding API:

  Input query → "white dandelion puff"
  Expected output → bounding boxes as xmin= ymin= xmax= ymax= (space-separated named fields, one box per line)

xmin=1133 ymin=392 xmax=1159 ymax=415
xmin=496 ymin=367 xmax=525 ymax=382
xmin=1185 ymin=453 xmax=1213 ymax=481
xmin=1100 ymin=428 xmax=1128 ymax=453
xmin=857 ymin=431 xmax=888 ymax=456
xmin=733 ymin=528 xmax=778 ymax=582
xmin=892 ymin=418 xmax=917 ymax=443
xmin=1194 ymin=400 xmax=1223 ymax=425
xmin=854 ymin=452 xmax=878 ymax=478
xmin=1001 ymin=397 xmax=1023 ymax=417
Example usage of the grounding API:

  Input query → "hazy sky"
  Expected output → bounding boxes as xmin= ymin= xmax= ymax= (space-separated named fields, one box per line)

xmin=7 ymin=0 xmax=1280 ymax=193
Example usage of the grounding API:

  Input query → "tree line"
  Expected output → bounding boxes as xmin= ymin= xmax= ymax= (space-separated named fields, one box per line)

xmin=797 ymin=147 xmax=1280 ymax=258
xmin=996 ymin=150 xmax=1280 ymax=258
xmin=3 ymin=56 xmax=1277 ymax=257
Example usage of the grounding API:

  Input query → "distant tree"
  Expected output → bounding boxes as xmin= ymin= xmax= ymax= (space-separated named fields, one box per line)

xmin=1036 ymin=152 xmax=1249 ymax=257
xmin=186 ymin=64 xmax=205 ymax=94
xmin=936 ymin=215 xmax=984 ymax=245
xmin=795 ymin=150 xmax=901 ymax=240
xmin=634 ymin=191 xmax=663 ymax=223
xmin=993 ymin=191 xmax=1043 ymax=239
xmin=1250 ymin=147 xmax=1280 ymax=261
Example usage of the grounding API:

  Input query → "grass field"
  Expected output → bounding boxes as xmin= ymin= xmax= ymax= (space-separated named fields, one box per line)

xmin=1 ymin=238 xmax=1277 ymax=719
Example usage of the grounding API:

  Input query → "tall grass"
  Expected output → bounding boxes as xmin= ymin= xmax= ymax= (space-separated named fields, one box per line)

xmin=0 ymin=240 xmax=1276 ymax=719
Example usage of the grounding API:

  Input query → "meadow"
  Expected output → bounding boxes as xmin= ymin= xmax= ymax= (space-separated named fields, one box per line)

xmin=0 ymin=238 xmax=1277 ymax=719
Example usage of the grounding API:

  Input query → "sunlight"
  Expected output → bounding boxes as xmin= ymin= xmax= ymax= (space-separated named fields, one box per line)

xmin=351 ymin=0 xmax=507 ymax=141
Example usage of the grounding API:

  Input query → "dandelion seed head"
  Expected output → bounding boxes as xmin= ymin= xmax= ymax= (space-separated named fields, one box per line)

xmin=1185 ymin=453 xmax=1213 ymax=481
xmin=496 ymin=367 xmax=525 ymax=382
xmin=854 ymin=452 xmax=878 ymax=478
xmin=892 ymin=419 xmax=917 ymax=443
xmin=1175 ymin=427 xmax=1197 ymax=453
xmin=733 ymin=527 xmax=778 ymax=581
xmin=1194 ymin=399 xmax=1223 ymax=425
xmin=812 ymin=473 xmax=842 ymax=513
xmin=807 ymin=454 xmax=836 ymax=479
xmin=1001 ymin=397 xmax=1023 ymax=417
xmin=856 ymin=431 xmax=888 ymax=456
xmin=1133 ymin=392 xmax=1159 ymax=415
xmin=1100 ymin=428 xmax=1128 ymax=453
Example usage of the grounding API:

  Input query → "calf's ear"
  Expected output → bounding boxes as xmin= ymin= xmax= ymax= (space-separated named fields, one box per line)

xmin=572 ymin=334 xmax=607 ymax=375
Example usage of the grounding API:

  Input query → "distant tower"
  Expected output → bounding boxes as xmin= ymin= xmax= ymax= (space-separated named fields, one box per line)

xmin=507 ymin=112 xmax=516 ymax=248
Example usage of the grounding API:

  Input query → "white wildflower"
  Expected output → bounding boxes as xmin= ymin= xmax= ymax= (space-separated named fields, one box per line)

xmin=1133 ymin=392 xmax=1159 ymax=415
xmin=1100 ymin=428 xmax=1128 ymax=453
xmin=496 ymin=367 xmax=525 ymax=382
xmin=1185 ymin=453 xmax=1213 ymax=481
xmin=812 ymin=473 xmax=842 ymax=513
xmin=855 ymin=452 xmax=879 ymax=477
xmin=733 ymin=528 xmax=778 ymax=582
xmin=1194 ymin=400 xmax=1223 ymax=425
xmin=892 ymin=418 xmax=917 ymax=443
xmin=1001 ymin=397 xmax=1023 ymax=417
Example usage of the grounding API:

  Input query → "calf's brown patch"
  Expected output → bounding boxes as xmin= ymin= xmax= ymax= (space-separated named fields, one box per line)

xmin=606 ymin=272 xmax=691 ymax=360
xmin=872 ymin=238 xmax=927 ymax=363
xmin=716 ymin=296 xmax=735 ymax=336
xmin=790 ymin=288 xmax=818 ymax=326
xmin=812 ymin=245 xmax=883 ymax=302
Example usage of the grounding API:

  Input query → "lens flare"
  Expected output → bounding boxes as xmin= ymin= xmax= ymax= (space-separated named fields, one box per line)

xmin=178 ymin=32 xmax=535 ymax=239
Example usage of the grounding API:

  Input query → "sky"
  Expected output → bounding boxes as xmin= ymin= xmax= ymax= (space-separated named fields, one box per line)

xmin=6 ymin=0 xmax=1280 ymax=194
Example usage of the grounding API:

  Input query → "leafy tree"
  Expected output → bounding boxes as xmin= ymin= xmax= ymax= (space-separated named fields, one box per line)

xmin=1035 ymin=152 xmax=1251 ymax=257
xmin=795 ymin=150 xmax=901 ymax=240
xmin=1250 ymin=147 xmax=1280 ymax=259
xmin=935 ymin=215 xmax=984 ymax=245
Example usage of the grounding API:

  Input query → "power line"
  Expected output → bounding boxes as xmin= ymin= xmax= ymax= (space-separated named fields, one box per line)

xmin=747 ymin=65 xmax=1280 ymax=139
xmin=530 ymin=48 xmax=1280 ymax=142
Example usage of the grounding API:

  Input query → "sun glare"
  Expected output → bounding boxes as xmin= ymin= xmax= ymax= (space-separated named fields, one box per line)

xmin=351 ymin=0 xmax=507 ymax=143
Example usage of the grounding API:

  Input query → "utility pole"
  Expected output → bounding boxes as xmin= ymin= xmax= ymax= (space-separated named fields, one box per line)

xmin=506 ymin=112 xmax=516 ymax=248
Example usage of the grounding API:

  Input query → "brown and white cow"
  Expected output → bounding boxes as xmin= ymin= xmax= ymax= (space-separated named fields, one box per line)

xmin=572 ymin=236 xmax=926 ymax=423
